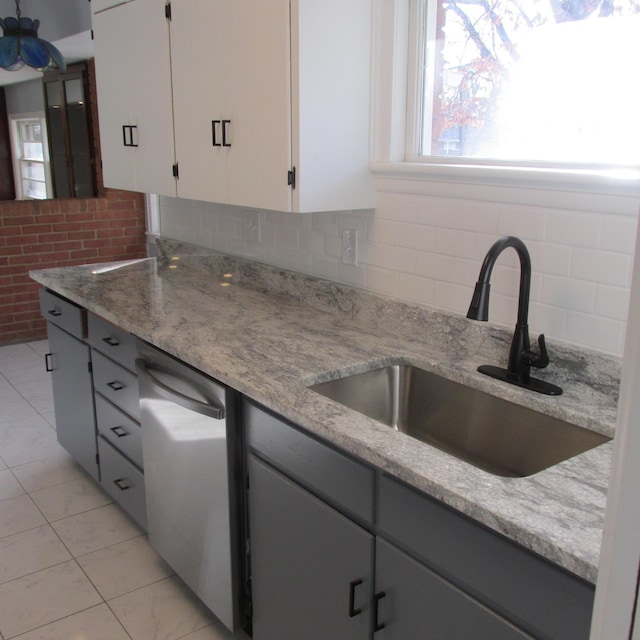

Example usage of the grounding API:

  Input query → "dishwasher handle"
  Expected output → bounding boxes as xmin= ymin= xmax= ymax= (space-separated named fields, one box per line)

xmin=135 ymin=358 xmax=225 ymax=420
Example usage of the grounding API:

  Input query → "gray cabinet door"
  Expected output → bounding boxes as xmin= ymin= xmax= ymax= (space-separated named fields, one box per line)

xmin=374 ymin=538 xmax=533 ymax=640
xmin=248 ymin=454 xmax=373 ymax=640
xmin=47 ymin=322 xmax=98 ymax=481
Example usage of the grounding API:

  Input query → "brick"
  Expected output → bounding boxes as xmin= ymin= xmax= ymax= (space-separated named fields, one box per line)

xmin=3 ymin=216 xmax=36 ymax=226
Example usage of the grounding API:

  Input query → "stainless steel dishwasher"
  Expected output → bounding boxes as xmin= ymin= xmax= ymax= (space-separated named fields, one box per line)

xmin=136 ymin=341 xmax=243 ymax=632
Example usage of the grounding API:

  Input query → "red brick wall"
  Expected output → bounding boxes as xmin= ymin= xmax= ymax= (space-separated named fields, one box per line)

xmin=0 ymin=190 xmax=147 ymax=346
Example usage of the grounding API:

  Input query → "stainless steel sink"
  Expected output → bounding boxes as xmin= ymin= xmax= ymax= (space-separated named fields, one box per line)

xmin=309 ymin=365 xmax=610 ymax=477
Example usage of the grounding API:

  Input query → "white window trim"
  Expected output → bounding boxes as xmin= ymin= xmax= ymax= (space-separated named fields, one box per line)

xmin=369 ymin=0 xmax=640 ymax=204
xmin=8 ymin=112 xmax=53 ymax=201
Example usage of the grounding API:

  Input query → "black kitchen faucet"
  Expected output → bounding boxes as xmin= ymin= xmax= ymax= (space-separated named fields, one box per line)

xmin=467 ymin=236 xmax=562 ymax=395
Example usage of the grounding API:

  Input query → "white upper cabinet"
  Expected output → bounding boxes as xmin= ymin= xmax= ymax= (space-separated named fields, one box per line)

xmin=91 ymin=0 xmax=134 ymax=14
xmin=92 ymin=0 xmax=176 ymax=197
xmin=92 ymin=0 xmax=375 ymax=212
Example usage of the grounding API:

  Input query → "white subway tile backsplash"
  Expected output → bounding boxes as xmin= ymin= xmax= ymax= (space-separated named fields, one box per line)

xmin=366 ymin=265 xmax=398 ymax=296
xmin=541 ymin=275 xmax=597 ymax=314
xmin=378 ymin=194 xmax=419 ymax=222
xmin=398 ymin=223 xmax=436 ymax=252
xmin=528 ymin=302 xmax=567 ymax=339
xmin=454 ymin=201 xmax=501 ymax=234
xmin=527 ymin=241 xmax=572 ymax=277
xmin=565 ymin=311 xmax=625 ymax=355
xmin=433 ymin=281 xmax=475 ymax=315
xmin=158 ymin=188 xmax=639 ymax=357
xmin=359 ymin=240 xmax=384 ymax=267
xmin=434 ymin=228 xmax=476 ymax=259
xmin=595 ymin=285 xmax=631 ymax=321
xmin=416 ymin=251 xmax=456 ymax=282
xmin=382 ymin=245 xmax=417 ymax=274
xmin=368 ymin=218 xmax=401 ymax=245
xmin=599 ymin=215 xmax=638 ymax=254
xmin=498 ymin=205 xmax=547 ymax=241
xmin=546 ymin=211 xmax=602 ymax=249
xmin=571 ymin=249 xmax=632 ymax=287
xmin=398 ymin=274 xmax=435 ymax=305
xmin=417 ymin=197 xmax=457 ymax=227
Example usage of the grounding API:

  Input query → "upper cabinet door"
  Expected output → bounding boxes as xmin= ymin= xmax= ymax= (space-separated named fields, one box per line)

xmin=92 ymin=2 xmax=136 ymax=191
xmin=92 ymin=0 xmax=176 ymax=196
xmin=291 ymin=0 xmax=375 ymax=212
xmin=170 ymin=0 xmax=227 ymax=204
xmin=171 ymin=0 xmax=292 ymax=211
xmin=222 ymin=0 xmax=292 ymax=212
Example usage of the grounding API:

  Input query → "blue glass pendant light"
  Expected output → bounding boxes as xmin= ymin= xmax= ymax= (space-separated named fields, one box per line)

xmin=0 ymin=0 xmax=66 ymax=71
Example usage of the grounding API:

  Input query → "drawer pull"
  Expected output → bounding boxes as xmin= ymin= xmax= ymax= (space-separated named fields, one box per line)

xmin=113 ymin=477 xmax=131 ymax=491
xmin=373 ymin=591 xmax=386 ymax=632
xmin=348 ymin=579 xmax=363 ymax=617
xmin=103 ymin=336 xmax=120 ymax=347
xmin=48 ymin=307 xmax=62 ymax=317
xmin=45 ymin=353 xmax=53 ymax=372
xmin=110 ymin=426 xmax=129 ymax=438
xmin=106 ymin=381 xmax=125 ymax=391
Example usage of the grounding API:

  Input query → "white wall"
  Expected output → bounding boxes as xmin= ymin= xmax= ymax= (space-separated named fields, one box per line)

xmin=159 ymin=177 xmax=639 ymax=358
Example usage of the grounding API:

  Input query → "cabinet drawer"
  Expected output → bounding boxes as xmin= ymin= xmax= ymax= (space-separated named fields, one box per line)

xmin=95 ymin=394 xmax=143 ymax=469
xmin=98 ymin=436 xmax=146 ymax=530
xmin=378 ymin=475 xmax=594 ymax=640
xmin=92 ymin=350 xmax=140 ymax=420
xmin=244 ymin=400 xmax=375 ymax=525
xmin=88 ymin=313 xmax=137 ymax=371
xmin=39 ymin=289 xmax=85 ymax=338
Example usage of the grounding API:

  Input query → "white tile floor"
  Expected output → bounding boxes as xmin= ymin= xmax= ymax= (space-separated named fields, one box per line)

xmin=0 ymin=340 xmax=250 ymax=640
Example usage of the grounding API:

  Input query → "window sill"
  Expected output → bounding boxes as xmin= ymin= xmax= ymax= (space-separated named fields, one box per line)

xmin=369 ymin=161 xmax=640 ymax=214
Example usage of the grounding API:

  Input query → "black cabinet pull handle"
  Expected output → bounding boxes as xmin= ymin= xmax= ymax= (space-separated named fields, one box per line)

xmin=110 ymin=426 xmax=128 ymax=438
xmin=122 ymin=125 xmax=138 ymax=147
xmin=348 ymin=579 xmax=363 ymax=617
xmin=106 ymin=381 xmax=124 ymax=391
xmin=45 ymin=353 xmax=53 ymax=372
xmin=113 ymin=478 xmax=131 ymax=491
xmin=47 ymin=308 xmax=62 ymax=317
xmin=222 ymin=119 xmax=231 ymax=147
xmin=373 ymin=591 xmax=386 ymax=632
xmin=212 ymin=120 xmax=221 ymax=147
xmin=102 ymin=336 xmax=120 ymax=347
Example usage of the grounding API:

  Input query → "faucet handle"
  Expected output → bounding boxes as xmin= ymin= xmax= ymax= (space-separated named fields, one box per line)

xmin=524 ymin=334 xmax=550 ymax=369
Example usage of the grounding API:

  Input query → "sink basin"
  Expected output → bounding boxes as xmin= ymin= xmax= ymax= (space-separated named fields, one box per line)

xmin=309 ymin=365 xmax=610 ymax=477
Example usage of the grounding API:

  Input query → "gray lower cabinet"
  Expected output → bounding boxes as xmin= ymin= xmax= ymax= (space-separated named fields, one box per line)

xmin=41 ymin=290 xmax=99 ymax=481
xmin=245 ymin=399 xmax=593 ymax=639
xmin=374 ymin=538 xmax=530 ymax=639
xmin=248 ymin=454 xmax=373 ymax=640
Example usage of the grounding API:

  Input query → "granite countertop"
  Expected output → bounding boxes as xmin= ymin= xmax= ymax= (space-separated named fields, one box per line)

xmin=30 ymin=239 xmax=620 ymax=584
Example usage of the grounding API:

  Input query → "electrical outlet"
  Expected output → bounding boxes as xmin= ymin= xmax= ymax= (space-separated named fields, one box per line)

xmin=244 ymin=211 xmax=261 ymax=242
xmin=341 ymin=229 xmax=358 ymax=266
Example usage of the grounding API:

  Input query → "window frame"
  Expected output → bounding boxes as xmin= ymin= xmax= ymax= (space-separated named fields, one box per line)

xmin=8 ymin=113 xmax=53 ymax=201
xmin=369 ymin=0 xmax=640 ymax=200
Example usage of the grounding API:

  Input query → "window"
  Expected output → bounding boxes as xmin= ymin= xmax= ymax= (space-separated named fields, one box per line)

xmin=410 ymin=0 xmax=640 ymax=167
xmin=9 ymin=115 xmax=52 ymax=200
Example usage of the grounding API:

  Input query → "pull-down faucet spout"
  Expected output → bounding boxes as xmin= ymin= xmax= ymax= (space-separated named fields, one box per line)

xmin=467 ymin=236 xmax=562 ymax=396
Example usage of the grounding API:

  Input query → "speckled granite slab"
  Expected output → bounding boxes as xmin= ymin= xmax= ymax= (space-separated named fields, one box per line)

xmin=30 ymin=238 xmax=621 ymax=583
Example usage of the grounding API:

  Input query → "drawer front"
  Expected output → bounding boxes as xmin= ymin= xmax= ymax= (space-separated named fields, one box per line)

xmin=244 ymin=399 xmax=375 ymax=525
xmin=95 ymin=394 xmax=143 ymax=469
xmin=88 ymin=313 xmax=137 ymax=371
xmin=39 ymin=289 xmax=85 ymax=338
xmin=98 ymin=436 xmax=147 ymax=530
xmin=378 ymin=475 xmax=594 ymax=640
xmin=92 ymin=350 xmax=140 ymax=420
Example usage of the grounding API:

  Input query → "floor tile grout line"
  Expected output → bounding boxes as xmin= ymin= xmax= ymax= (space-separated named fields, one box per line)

xmin=3 ymin=603 xmax=134 ymax=640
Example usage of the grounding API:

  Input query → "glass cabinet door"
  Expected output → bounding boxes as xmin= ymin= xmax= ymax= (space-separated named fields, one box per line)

xmin=43 ymin=63 xmax=97 ymax=198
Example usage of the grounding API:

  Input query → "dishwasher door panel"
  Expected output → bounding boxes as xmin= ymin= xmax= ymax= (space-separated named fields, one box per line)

xmin=137 ymin=345 xmax=239 ymax=632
